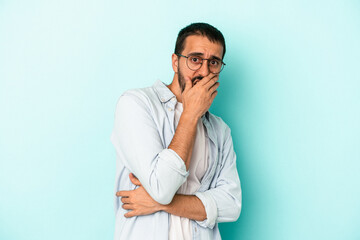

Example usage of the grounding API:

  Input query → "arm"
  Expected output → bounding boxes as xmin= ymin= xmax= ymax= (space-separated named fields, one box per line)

xmin=112 ymin=93 xmax=188 ymax=205
xmin=168 ymin=112 xmax=197 ymax=171
xmin=162 ymin=194 xmax=206 ymax=221
xmin=169 ymin=73 xmax=219 ymax=170
xmin=111 ymin=74 xmax=219 ymax=204
xmin=165 ymin=127 xmax=241 ymax=225
xmin=194 ymin=126 xmax=242 ymax=229
xmin=164 ymin=124 xmax=241 ymax=226
xmin=118 ymin=173 xmax=206 ymax=221
xmin=117 ymin=124 xmax=241 ymax=225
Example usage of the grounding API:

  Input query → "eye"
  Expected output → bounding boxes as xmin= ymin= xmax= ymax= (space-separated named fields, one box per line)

xmin=209 ymin=59 xmax=219 ymax=66
xmin=190 ymin=56 xmax=202 ymax=64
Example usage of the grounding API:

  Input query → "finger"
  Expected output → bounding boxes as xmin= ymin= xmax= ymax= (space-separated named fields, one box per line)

xmin=124 ymin=210 xmax=137 ymax=218
xmin=204 ymin=75 xmax=219 ymax=90
xmin=122 ymin=203 xmax=133 ymax=210
xmin=116 ymin=191 xmax=130 ymax=197
xmin=211 ymin=90 xmax=218 ymax=100
xmin=129 ymin=173 xmax=141 ymax=186
xmin=120 ymin=197 xmax=131 ymax=204
xmin=199 ymin=73 xmax=217 ymax=86
xmin=209 ymin=81 xmax=220 ymax=93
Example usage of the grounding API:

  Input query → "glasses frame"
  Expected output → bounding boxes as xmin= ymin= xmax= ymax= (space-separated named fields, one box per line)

xmin=176 ymin=53 xmax=226 ymax=74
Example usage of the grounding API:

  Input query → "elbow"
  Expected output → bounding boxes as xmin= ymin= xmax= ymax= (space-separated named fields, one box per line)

xmin=232 ymin=197 xmax=242 ymax=221
xmin=151 ymin=191 xmax=175 ymax=205
xmin=225 ymin=198 xmax=242 ymax=222
xmin=146 ymin=180 xmax=178 ymax=205
xmin=145 ymin=158 xmax=188 ymax=205
xmin=231 ymin=187 xmax=242 ymax=221
xmin=225 ymin=202 xmax=241 ymax=222
xmin=233 ymin=203 xmax=241 ymax=221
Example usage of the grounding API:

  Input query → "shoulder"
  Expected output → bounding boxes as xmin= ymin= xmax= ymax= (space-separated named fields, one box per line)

xmin=114 ymin=84 xmax=162 ymax=113
xmin=119 ymin=85 xmax=157 ymax=105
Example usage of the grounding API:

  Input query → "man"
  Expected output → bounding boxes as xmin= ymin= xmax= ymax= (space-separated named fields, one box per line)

xmin=111 ymin=22 xmax=242 ymax=240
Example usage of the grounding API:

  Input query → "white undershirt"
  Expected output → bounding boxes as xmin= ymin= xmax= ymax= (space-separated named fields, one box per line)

xmin=169 ymin=102 xmax=209 ymax=240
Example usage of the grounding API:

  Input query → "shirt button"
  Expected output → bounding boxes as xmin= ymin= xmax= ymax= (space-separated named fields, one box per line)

xmin=168 ymin=108 xmax=173 ymax=111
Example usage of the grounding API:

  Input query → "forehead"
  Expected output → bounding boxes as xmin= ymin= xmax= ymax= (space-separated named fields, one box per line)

xmin=182 ymin=35 xmax=223 ymax=59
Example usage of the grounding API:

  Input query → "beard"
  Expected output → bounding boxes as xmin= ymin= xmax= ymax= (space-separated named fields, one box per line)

xmin=177 ymin=65 xmax=203 ymax=93
xmin=177 ymin=68 xmax=186 ymax=93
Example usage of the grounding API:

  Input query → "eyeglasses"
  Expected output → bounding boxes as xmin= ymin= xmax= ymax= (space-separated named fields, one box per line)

xmin=176 ymin=53 xmax=226 ymax=74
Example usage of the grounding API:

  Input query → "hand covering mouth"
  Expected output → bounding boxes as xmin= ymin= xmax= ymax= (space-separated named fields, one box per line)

xmin=192 ymin=76 xmax=203 ymax=85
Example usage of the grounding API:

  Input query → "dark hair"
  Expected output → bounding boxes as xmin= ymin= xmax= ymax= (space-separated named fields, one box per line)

xmin=174 ymin=22 xmax=226 ymax=59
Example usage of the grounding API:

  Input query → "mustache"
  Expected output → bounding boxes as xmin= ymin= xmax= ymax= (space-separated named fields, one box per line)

xmin=192 ymin=76 xmax=203 ymax=85
xmin=192 ymin=76 xmax=203 ymax=81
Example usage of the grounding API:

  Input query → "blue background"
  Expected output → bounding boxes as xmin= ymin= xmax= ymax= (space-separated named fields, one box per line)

xmin=1 ymin=0 xmax=359 ymax=239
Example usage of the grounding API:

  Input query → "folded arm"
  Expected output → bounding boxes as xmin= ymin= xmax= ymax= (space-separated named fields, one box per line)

xmin=112 ymin=93 xmax=198 ymax=205
xmin=117 ymin=173 xmax=206 ymax=221
xmin=117 ymin=125 xmax=242 ymax=227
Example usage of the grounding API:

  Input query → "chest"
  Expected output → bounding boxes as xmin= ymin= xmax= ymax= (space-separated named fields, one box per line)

xmin=153 ymin=103 xmax=221 ymax=190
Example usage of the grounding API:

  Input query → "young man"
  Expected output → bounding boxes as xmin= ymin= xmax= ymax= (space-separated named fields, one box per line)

xmin=111 ymin=22 xmax=242 ymax=240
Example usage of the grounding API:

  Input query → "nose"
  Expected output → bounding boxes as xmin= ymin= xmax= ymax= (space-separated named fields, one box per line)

xmin=196 ymin=60 xmax=210 ymax=77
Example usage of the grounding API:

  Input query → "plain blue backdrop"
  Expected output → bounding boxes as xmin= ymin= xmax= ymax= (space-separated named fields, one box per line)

xmin=0 ymin=0 xmax=359 ymax=239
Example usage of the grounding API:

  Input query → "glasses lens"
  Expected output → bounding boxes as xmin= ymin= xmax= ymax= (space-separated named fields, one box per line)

xmin=209 ymin=59 xmax=224 ymax=74
xmin=186 ymin=56 xmax=203 ymax=71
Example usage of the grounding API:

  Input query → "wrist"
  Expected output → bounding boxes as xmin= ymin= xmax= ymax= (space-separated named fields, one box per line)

xmin=159 ymin=203 xmax=170 ymax=212
xmin=181 ymin=111 xmax=201 ymax=123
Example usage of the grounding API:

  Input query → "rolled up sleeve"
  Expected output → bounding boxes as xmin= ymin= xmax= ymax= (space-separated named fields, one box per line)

xmin=195 ymin=191 xmax=218 ymax=229
xmin=195 ymin=126 xmax=242 ymax=229
xmin=111 ymin=93 xmax=189 ymax=205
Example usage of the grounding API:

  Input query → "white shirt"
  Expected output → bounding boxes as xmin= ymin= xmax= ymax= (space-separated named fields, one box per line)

xmin=169 ymin=102 xmax=209 ymax=240
xmin=111 ymin=80 xmax=242 ymax=240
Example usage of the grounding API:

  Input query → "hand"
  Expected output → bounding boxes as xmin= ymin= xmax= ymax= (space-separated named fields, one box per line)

xmin=181 ymin=73 xmax=219 ymax=119
xmin=116 ymin=173 xmax=164 ymax=218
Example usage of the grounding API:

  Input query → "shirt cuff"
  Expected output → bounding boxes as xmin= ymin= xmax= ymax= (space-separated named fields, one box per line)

xmin=158 ymin=148 xmax=189 ymax=177
xmin=195 ymin=191 xmax=218 ymax=229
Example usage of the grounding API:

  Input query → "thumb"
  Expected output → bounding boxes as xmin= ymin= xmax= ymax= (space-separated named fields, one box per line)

xmin=183 ymin=78 xmax=192 ymax=93
xmin=129 ymin=173 xmax=141 ymax=186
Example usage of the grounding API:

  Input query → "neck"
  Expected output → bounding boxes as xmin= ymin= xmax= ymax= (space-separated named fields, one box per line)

xmin=167 ymin=73 xmax=183 ymax=102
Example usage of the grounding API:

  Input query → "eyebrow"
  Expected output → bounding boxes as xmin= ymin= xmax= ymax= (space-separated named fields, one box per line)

xmin=187 ymin=52 xmax=222 ymax=61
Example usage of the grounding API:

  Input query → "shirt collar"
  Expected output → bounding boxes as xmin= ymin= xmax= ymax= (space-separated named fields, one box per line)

xmin=152 ymin=80 xmax=210 ymax=121
xmin=152 ymin=80 xmax=176 ymax=103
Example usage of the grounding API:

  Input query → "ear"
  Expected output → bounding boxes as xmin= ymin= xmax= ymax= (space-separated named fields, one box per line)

xmin=171 ymin=53 xmax=179 ymax=73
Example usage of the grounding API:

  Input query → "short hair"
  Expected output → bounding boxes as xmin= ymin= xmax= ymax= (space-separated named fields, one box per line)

xmin=174 ymin=22 xmax=226 ymax=59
